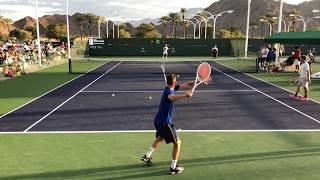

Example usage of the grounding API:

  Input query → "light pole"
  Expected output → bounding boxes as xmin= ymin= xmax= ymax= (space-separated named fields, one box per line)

xmin=183 ymin=19 xmax=196 ymax=39
xmin=212 ymin=14 xmax=222 ymax=39
xmin=306 ymin=16 xmax=320 ymax=30
xmin=289 ymin=14 xmax=306 ymax=31
xmin=201 ymin=10 xmax=233 ymax=39
xmin=191 ymin=17 xmax=200 ymax=39
xmin=245 ymin=0 xmax=251 ymax=58
xmin=276 ymin=0 xmax=284 ymax=33
xmin=260 ymin=19 xmax=272 ymax=36
xmin=313 ymin=9 xmax=320 ymax=13
xmin=112 ymin=21 xmax=115 ymax=38
xmin=66 ymin=0 xmax=71 ymax=60
xmin=273 ymin=17 xmax=287 ymax=32
xmin=106 ymin=20 xmax=109 ymax=38
xmin=194 ymin=15 xmax=206 ymax=39
xmin=35 ymin=0 xmax=42 ymax=67
xmin=111 ymin=11 xmax=117 ymax=38
xmin=98 ymin=16 xmax=102 ymax=38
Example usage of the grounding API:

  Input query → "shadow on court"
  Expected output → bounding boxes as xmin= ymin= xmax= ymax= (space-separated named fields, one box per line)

xmin=2 ymin=147 xmax=320 ymax=180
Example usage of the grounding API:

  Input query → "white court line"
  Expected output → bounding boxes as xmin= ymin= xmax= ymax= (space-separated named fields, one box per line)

xmin=23 ymin=61 xmax=123 ymax=132
xmin=81 ymin=90 xmax=256 ymax=93
xmin=2 ymin=129 xmax=320 ymax=134
xmin=215 ymin=61 xmax=320 ymax=105
xmin=106 ymin=57 xmax=238 ymax=62
xmin=0 ymin=62 xmax=109 ymax=119
xmin=212 ymin=66 xmax=320 ymax=124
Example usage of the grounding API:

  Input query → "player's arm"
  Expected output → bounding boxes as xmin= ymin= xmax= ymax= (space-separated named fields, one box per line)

xmin=168 ymin=91 xmax=192 ymax=102
xmin=180 ymin=78 xmax=211 ymax=89
xmin=179 ymin=81 xmax=195 ymax=89
xmin=307 ymin=69 xmax=311 ymax=84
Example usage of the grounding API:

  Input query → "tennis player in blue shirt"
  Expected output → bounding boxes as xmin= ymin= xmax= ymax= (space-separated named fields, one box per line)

xmin=141 ymin=73 xmax=209 ymax=175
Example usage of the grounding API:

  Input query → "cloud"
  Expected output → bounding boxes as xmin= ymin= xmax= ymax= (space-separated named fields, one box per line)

xmin=0 ymin=0 xmax=312 ymax=21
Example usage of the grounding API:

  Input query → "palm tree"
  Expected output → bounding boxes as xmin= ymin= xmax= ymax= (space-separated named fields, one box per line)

xmin=259 ymin=15 xmax=267 ymax=38
xmin=288 ymin=9 xmax=304 ymax=32
xmin=183 ymin=20 xmax=192 ymax=38
xmin=85 ymin=13 xmax=99 ymax=37
xmin=158 ymin=16 xmax=170 ymax=38
xmin=265 ymin=13 xmax=277 ymax=33
xmin=196 ymin=12 xmax=209 ymax=38
xmin=3 ymin=18 xmax=13 ymax=33
xmin=249 ymin=21 xmax=258 ymax=39
xmin=180 ymin=8 xmax=187 ymax=39
xmin=77 ymin=15 xmax=86 ymax=40
xmin=168 ymin=12 xmax=180 ymax=38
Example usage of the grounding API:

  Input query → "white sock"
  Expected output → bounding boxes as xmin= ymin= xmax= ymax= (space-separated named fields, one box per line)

xmin=171 ymin=160 xmax=178 ymax=169
xmin=145 ymin=146 xmax=155 ymax=158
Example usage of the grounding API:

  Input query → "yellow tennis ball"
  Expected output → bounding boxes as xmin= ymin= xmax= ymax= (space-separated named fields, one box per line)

xmin=149 ymin=96 xmax=152 ymax=100
xmin=177 ymin=75 xmax=180 ymax=78
xmin=112 ymin=94 xmax=115 ymax=97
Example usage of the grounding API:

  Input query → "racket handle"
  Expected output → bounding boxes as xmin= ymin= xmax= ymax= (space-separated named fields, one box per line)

xmin=191 ymin=84 xmax=197 ymax=93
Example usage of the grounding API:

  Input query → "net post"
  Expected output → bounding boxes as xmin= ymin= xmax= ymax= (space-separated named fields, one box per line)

xmin=255 ymin=57 xmax=259 ymax=73
xmin=68 ymin=58 xmax=72 ymax=74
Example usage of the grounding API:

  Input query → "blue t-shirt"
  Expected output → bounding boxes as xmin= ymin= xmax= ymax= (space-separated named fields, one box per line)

xmin=154 ymin=85 xmax=180 ymax=127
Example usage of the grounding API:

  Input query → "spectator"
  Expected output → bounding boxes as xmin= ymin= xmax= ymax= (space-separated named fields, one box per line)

xmin=280 ymin=52 xmax=295 ymax=71
xmin=1 ymin=38 xmax=67 ymax=77
xmin=279 ymin=44 xmax=285 ymax=57
xmin=307 ymin=49 xmax=315 ymax=64
xmin=294 ymin=46 xmax=301 ymax=72
xmin=261 ymin=45 xmax=269 ymax=71
xmin=266 ymin=45 xmax=276 ymax=72
xmin=312 ymin=48 xmax=316 ymax=62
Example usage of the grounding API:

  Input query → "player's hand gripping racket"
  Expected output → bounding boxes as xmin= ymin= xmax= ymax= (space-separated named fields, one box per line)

xmin=191 ymin=62 xmax=212 ymax=93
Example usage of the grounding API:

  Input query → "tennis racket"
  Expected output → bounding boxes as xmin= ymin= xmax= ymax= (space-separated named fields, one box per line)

xmin=161 ymin=64 xmax=167 ymax=83
xmin=191 ymin=62 xmax=212 ymax=93
xmin=288 ymin=77 xmax=298 ymax=85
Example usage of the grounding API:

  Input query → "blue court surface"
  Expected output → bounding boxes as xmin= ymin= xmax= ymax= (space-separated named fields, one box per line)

xmin=1 ymin=60 xmax=320 ymax=133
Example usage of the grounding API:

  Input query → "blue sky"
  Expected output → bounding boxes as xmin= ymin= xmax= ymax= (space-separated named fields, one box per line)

xmin=0 ymin=0 xmax=314 ymax=21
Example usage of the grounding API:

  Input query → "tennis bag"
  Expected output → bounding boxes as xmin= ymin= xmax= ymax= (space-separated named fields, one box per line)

xmin=311 ymin=72 xmax=320 ymax=79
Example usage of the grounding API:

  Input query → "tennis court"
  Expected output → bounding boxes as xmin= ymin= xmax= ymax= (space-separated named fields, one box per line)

xmin=1 ymin=58 xmax=320 ymax=132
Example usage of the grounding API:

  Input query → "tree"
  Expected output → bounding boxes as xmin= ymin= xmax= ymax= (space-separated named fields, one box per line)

xmin=217 ymin=27 xmax=244 ymax=38
xmin=9 ymin=29 xmax=32 ymax=41
xmin=76 ymin=15 xmax=86 ymax=40
xmin=183 ymin=20 xmax=193 ymax=38
xmin=249 ymin=21 xmax=258 ymax=39
xmin=46 ymin=24 xmax=67 ymax=40
xmin=3 ymin=18 xmax=13 ymax=32
xmin=168 ymin=12 xmax=180 ymax=38
xmin=158 ymin=16 xmax=170 ymax=38
xmin=180 ymin=8 xmax=187 ymax=39
xmin=288 ymin=9 xmax=304 ymax=32
xmin=229 ymin=27 xmax=245 ymax=38
xmin=116 ymin=25 xmax=131 ymax=38
xmin=259 ymin=13 xmax=277 ymax=37
xmin=85 ymin=13 xmax=99 ymax=37
xmin=136 ymin=23 xmax=161 ymax=38
xmin=25 ymin=26 xmax=36 ymax=38
xmin=308 ymin=27 xmax=320 ymax=32
xmin=196 ymin=25 xmax=213 ymax=39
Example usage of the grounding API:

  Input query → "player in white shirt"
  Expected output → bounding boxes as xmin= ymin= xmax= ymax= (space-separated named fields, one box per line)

xmin=261 ymin=45 xmax=269 ymax=70
xmin=290 ymin=56 xmax=311 ymax=100
xmin=163 ymin=44 xmax=169 ymax=59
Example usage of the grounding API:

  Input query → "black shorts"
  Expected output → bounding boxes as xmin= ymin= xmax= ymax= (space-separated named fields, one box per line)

xmin=155 ymin=124 xmax=179 ymax=144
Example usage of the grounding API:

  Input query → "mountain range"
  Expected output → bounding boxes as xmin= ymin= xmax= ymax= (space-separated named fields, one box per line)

xmin=2 ymin=0 xmax=320 ymax=38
